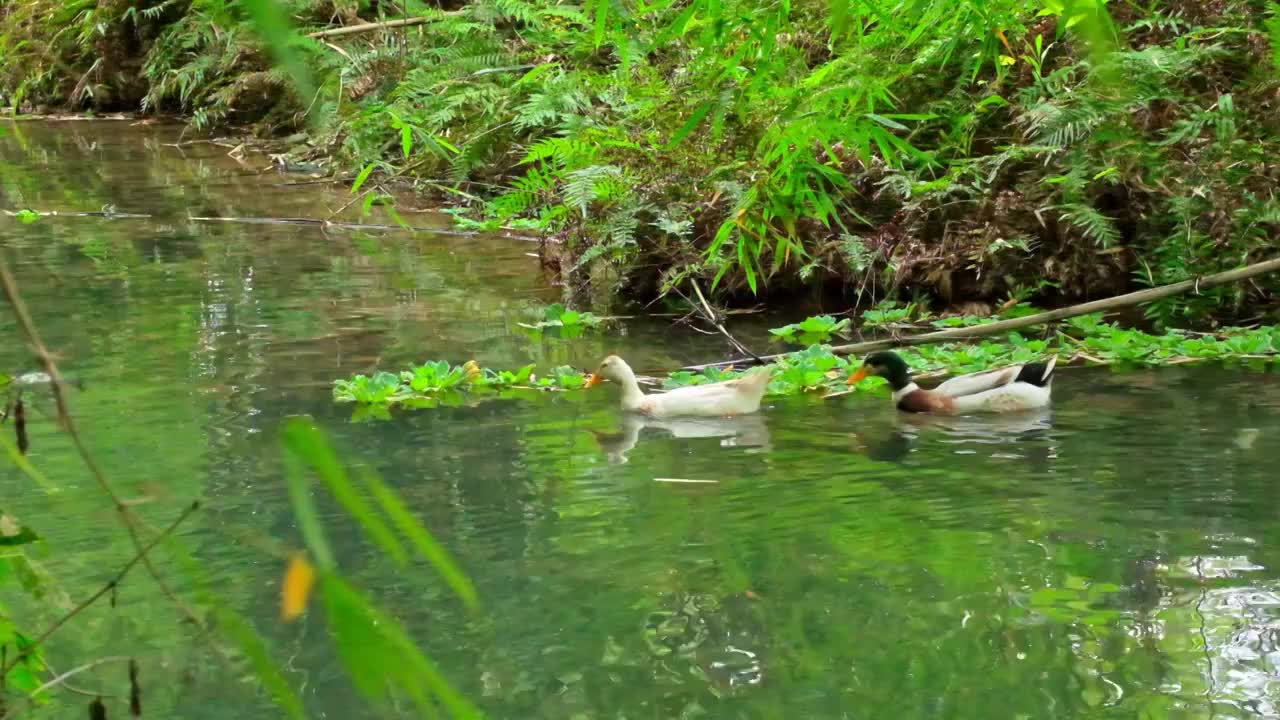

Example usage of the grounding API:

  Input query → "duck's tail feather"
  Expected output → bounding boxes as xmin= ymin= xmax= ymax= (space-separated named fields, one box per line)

xmin=731 ymin=368 xmax=772 ymax=398
xmin=1015 ymin=355 xmax=1057 ymax=387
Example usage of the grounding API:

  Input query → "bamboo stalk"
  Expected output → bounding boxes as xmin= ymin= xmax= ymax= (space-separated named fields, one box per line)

xmin=684 ymin=256 xmax=1280 ymax=371
xmin=306 ymin=17 xmax=435 ymax=38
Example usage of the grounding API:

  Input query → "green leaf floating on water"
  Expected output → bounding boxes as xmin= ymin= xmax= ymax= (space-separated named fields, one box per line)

xmin=518 ymin=303 xmax=605 ymax=334
xmin=769 ymin=315 xmax=851 ymax=343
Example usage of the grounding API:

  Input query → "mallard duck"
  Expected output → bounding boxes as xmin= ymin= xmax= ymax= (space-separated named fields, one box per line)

xmin=585 ymin=355 xmax=771 ymax=418
xmin=847 ymin=350 xmax=1056 ymax=414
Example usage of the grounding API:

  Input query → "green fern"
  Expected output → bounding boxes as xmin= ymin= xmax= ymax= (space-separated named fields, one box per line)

xmin=1057 ymin=203 xmax=1121 ymax=248
xmin=563 ymin=165 xmax=625 ymax=216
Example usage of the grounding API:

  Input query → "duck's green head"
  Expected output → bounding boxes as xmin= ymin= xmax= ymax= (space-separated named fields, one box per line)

xmin=847 ymin=351 xmax=912 ymax=390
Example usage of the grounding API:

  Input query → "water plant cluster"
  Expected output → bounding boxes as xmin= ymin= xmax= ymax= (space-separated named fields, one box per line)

xmin=332 ymin=316 xmax=1280 ymax=414
xmin=768 ymin=315 xmax=851 ymax=344
xmin=517 ymin=303 xmax=605 ymax=336
xmin=332 ymin=360 xmax=589 ymax=406
xmin=767 ymin=302 xmax=1048 ymax=344
xmin=3 ymin=1 xmax=1278 ymax=320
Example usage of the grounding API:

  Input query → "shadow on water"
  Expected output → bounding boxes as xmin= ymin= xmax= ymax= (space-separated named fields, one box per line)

xmin=3 ymin=121 xmax=1280 ymax=718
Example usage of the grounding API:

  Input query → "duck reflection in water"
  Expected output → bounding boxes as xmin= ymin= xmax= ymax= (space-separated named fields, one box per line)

xmin=590 ymin=413 xmax=772 ymax=464
xmin=854 ymin=408 xmax=1056 ymax=464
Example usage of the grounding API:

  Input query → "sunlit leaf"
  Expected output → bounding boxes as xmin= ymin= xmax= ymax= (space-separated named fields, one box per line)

xmin=592 ymin=0 xmax=610 ymax=48
xmin=351 ymin=163 xmax=375 ymax=194
xmin=281 ymin=418 xmax=408 ymax=566
xmin=322 ymin=575 xmax=482 ymax=718
xmin=667 ymin=102 xmax=713 ymax=147
xmin=281 ymin=553 xmax=316 ymax=622
xmin=214 ymin=607 xmax=306 ymax=720
xmin=358 ymin=468 xmax=479 ymax=608
xmin=0 ymin=432 xmax=58 ymax=491
xmin=281 ymin=422 xmax=335 ymax=570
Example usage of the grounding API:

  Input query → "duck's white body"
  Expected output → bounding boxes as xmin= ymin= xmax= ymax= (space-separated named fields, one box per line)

xmin=589 ymin=356 xmax=771 ymax=419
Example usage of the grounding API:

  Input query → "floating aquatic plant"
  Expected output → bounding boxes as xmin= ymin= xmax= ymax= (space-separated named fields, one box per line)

xmin=333 ymin=360 xmax=587 ymax=410
xmin=768 ymin=315 xmax=851 ymax=344
xmin=859 ymin=302 xmax=918 ymax=330
xmin=518 ymin=304 xmax=605 ymax=336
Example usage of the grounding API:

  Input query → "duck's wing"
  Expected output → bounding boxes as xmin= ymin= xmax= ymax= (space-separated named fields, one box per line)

xmin=647 ymin=370 xmax=770 ymax=417
xmin=665 ymin=369 xmax=769 ymax=399
xmin=933 ymin=356 xmax=1057 ymax=399
xmin=933 ymin=366 xmax=1020 ymax=398
xmin=949 ymin=380 xmax=1053 ymax=413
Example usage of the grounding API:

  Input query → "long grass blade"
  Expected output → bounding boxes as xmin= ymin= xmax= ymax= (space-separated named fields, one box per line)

xmin=357 ymin=467 xmax=478 ymax=608
xmin=281 ymin=418 xmax=408 ymax=566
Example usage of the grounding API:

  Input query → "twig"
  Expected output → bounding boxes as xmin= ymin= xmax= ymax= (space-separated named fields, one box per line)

xmin=39 ymin=661 xmax=121 ymax=699
xmin=0 ymin=264 xmax=203 ymax=627
xmin=0 ymin=501 xmax=199 ymax=678
xmin=685 ymin=256 xmax=1280 ymax=370
xmin=686 ymin=280 xmax=763 ymax=363
xmin=15 ymin=657 xmax=130 ymax=705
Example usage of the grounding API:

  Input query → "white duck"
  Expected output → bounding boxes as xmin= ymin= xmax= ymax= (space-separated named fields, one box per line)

xmin=585 ymin=355 xmax=771 ymax=418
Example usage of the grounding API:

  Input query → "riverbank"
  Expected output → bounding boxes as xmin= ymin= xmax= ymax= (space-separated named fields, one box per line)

xmin=3 ymin=0 xmax=1279 ymax=322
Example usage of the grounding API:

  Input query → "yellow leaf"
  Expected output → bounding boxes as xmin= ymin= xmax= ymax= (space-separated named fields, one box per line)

xmin=462 ymin=360 xmax=482 ymax=382
xmin=281 ymin=554 xmax=316 ymax=622
xmin=999 ymin=55 xmax=1017 ymax=66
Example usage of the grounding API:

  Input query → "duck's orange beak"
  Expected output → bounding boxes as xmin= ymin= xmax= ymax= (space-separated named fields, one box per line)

xmin=584 ymin=373 xmax=603 ymax=388
xmin=847 ymin=367 xmax=870 ymax=385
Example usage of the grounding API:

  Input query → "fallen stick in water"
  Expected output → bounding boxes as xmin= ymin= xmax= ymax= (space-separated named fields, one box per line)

xmin=684 ymin=256 xmax=1280 ymax=371
xmin=3 ymin=209 xmax=151 ymax=219
xmin=2 ymin=208 xmax=542 ymax=242
xmin=185 ymin=215 xmax=544 ymax=241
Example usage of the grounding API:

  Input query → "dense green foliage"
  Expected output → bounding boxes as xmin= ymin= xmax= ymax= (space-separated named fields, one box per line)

xmin=3 ymin=0 xmax=1279 ymax=319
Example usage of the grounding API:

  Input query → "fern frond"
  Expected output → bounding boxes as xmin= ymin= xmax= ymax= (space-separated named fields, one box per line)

xmin=563 ymin=165 xmax=625 ymax=216
xmin=1057 ymin=203 xmax=1121 ymax=248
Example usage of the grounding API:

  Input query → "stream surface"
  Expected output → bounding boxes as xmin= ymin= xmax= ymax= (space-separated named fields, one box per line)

xmin=2 ymin=121 xmax=1280 ymax=719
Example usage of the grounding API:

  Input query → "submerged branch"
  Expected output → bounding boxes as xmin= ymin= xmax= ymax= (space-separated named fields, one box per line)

xmin=685 ymin=256 xmax=1280 ymax=370
xmin=2 ymin=209 xmax=542 ymax=241
xmin=186 ymin=215 xmax=540 ymax=241
xmin=2 ymin=209 xmax=150 ymax=219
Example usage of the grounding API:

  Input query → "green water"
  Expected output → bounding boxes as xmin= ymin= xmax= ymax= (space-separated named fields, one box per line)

xmin=3 ymin=121 xmax=1280 ymax=719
